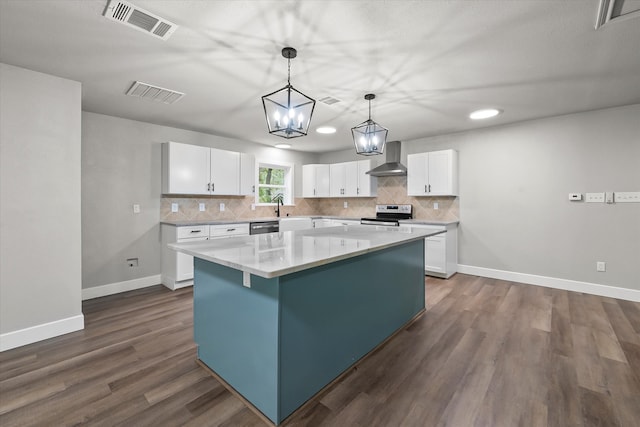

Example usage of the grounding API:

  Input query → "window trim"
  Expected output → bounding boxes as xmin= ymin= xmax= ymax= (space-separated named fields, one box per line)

xmin=255 ymin=159 xmax=294 ymax=206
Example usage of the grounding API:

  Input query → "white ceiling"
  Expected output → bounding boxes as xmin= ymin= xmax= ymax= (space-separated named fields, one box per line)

xmin=1 ymin=0 xmax=639 ymax=153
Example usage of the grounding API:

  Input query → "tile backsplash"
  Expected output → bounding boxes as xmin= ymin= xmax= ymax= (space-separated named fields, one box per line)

xmin=161 ymin=176 xmax=458 ymax=222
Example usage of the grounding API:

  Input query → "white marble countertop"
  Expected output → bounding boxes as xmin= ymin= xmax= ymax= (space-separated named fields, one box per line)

xmin=169 ymin=224 xmax=444 ymax=278
xmin=161 ymin=216 xmax=459 ymax=227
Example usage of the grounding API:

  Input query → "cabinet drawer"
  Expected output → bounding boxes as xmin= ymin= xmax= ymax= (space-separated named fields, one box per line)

xmin=177 ymin=225 xmax=209 ymax=239
xmin=210 ymin=223 xmax=249 ymax=238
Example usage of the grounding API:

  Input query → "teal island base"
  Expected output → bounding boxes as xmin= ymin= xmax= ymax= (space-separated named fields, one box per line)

xmin=193 ymin=239 xmax=425 ymax=425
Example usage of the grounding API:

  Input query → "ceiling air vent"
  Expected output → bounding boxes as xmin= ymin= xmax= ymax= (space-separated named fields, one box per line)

xmin=318 ymin=96 xmax=342 ymax=106
xmin=126 ymin=81 xmax=184 ymax=104
xmin=595 ymin=0 xmax=640 ymax=29
xmin=103 ymin=0 xmax=178 ymax=40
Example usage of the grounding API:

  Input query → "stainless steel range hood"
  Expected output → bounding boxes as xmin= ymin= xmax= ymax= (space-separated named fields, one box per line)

xmin=366 ymin=141 xmax=407 ymax=177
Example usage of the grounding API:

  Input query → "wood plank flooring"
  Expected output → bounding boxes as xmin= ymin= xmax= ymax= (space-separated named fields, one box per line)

xmin=1 ymin=274 xmax=639 ymax=426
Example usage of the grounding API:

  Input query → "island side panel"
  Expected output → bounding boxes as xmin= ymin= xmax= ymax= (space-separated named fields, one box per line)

xmin=277 ymin=239 xmax=425 ymax=422
xmin=193 ymin=258 xmax=280 ymax=423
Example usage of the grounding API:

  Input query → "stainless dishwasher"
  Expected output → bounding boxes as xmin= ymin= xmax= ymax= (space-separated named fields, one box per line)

xmin=249 ymin=220 xmax=280 ymax=235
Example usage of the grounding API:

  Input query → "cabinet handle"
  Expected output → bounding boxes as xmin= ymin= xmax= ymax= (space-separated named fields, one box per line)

xmin=313 ymin=188 xmax=316 ymax=195
xmin=252 ymin=185 xmax=255 ymax=193
xmin=208 ymin=183 xmax=211 ymax=191
xmin=357 ymin=188 xmax=360 ymax=195
xmin=227 ymin=228 xmax=236 ymax=232
xmin=190 ymin=230 xmax=202 ymax=233
xmin=212 ymin=183 xmax=215 ymax=192
xmin=428 ymin=184 xmax=431 ymax=192
xmin=424 ymin=185 xmax=427 ymax=193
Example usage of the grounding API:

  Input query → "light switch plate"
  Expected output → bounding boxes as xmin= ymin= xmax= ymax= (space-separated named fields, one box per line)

xmin=615 ymin=191 xmax=640 ymax=203
xmin=133 ymin=204 xmax=141 ymax=213
xmin=585 ymin=193 xmax=604 ymax=203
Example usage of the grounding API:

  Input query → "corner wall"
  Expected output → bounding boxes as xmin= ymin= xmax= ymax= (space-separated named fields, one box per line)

xmin=0 ymin=63 xmax=83 ymax=350
xmin=81 ymin=112 xmax=319 ymax=293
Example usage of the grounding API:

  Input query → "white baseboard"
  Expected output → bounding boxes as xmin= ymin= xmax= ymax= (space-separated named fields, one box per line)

xmin=0 ymin=314 xmax=84 ymax=352
xmin=82 ymin=274 xmax=162 ymax=300
xmin=457 ymin=265 xmax=640 ymax=302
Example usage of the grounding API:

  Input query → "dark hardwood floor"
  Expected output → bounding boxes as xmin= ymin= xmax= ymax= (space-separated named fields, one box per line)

xmin=1 ymin=274 xmax=639 ymax=426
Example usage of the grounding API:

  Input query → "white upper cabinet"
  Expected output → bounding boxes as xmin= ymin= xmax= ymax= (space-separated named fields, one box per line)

xmin=162 ymin=141 xmax=240 ymax=195
xmin=302 ymin=164 xmax=330 ymax=198
xmin=329 ymin=162 xmax=348 ymax=197
xmin=407 ymin=149 xmax=458 ymax=196
xmin=163 ymin=142 xmax=211 ymax=194
xmin=327 ymin=160 xmax=377 ymax=198
xmin=240 ymin=152 xmax=255 ymax=196
xmin=210 ymin=147 xmax=240 ymax=195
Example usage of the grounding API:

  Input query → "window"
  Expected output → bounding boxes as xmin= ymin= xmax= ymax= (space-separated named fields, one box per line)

xmin=256 ymin=161 xmax=293 ymax=205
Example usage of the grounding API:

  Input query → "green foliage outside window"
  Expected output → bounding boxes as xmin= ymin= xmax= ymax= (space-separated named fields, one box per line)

xmin=258 ymin=166 xmax=286 ymax=203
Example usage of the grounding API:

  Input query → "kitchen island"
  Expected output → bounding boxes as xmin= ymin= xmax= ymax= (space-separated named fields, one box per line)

xmin=169 ymin=225 xmax=442 ymax=425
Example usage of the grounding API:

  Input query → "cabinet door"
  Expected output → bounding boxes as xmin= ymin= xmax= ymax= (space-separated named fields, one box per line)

xmin=165 ymin=142 xmax=210 ymax=194
xmin=315 ymin=164 xmax=330 ymax=197
xmin=240 ymin=153 xmax=255 ymax=196
xmin=425 ymin=235 xmax=446 ymax=274
xmin=356 ymin=159 xmax=376 ymax=197
xmin=176 ymin=236 xmax=208 ymax=281
xmin=302 ymin=165 xmax=316 ymax=197
xmin=210 ymin=148 xmax=240 ymax=195
xmin=428 ymin=150 xmax=454 ymax=195
xmin=344 ymin=161 xmax=359 ymax=197
xmin=407 ymin=153 xmax=428 ymax=196
xmin=330 ymin=163 xmax=346 ymax=197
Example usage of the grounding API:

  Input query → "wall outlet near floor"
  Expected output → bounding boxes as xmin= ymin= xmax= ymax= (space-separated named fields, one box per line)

xmin=596 ymin=261 xmax=606 ymax=272
xmin=199 ymin=203 xmax=205 ymax=212
xmin=585 ymin=193 xmax=605 ymax=203
xmin=568 ymin=193 xmax=582 ymax=201
xmin=219 ymin=203 xmax=225 ymax=212
xmin=127 ymin=258 xmax=139 ymax=268
xmin=171 ymin=203 xmax=179 ymax=212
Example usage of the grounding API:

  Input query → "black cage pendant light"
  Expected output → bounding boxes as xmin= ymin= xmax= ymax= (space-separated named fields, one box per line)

xmin=351 ymin=93 xmax=388 ymax=155
xmin=262 ymin=47 xmax=316 ymax=139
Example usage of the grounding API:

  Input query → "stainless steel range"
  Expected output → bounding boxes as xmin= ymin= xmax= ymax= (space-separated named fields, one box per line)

xmin=361 ymin=204 xmax=412 ymax=226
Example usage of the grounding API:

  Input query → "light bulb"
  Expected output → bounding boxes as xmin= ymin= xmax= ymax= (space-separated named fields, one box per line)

xmin=298 ymin=113 xmax=303 ymax=129
xmin=289 ymin=108 xmax=295 ymax=118
xmin=274 ymin=111 xmax=280 ymax=129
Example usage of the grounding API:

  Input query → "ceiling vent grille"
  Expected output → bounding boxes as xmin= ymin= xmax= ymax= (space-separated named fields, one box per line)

xmin=126 ymin=81 xmax=184 ymax=104
xmin=319 ymin=96 xmax=342 ymax=105
xmin=103 ymin=0 xmax=178 ymax=40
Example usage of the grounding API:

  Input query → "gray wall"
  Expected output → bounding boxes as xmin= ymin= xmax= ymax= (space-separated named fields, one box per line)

xmin=320 ymin=105 xmax=640 ymax=291
xmin=82 ymin=112 xmax=319 ymax=289
xmin=0 ymin=64 xmax=82 ymax=335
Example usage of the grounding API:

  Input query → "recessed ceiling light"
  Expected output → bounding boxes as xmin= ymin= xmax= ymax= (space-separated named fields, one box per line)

xmin=470 ymin=108 xmax=502 ymax=120
xmin=316 ymin=126 xmax=336 ymax=134
xmin=275 ymin=143 xmax=291 ymax=149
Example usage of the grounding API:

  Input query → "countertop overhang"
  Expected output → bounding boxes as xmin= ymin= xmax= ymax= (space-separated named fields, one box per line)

xmin=161 ymin=216 xmax=459 ymax=227
xmin=169 ymin=224 xmax=444 ymax=278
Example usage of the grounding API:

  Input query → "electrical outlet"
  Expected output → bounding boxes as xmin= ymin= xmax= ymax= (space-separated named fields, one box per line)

xmin=251 ymin=204 xmax=256 ymax=211
xmin=343 ymin=201 xmax=348 ymax=209
xmin=568 ymin=193 xmax=582 ymax=201
xmin=219 ymin=203 xmax=225 ymax=212
xmin=605 ymin=192 xmax=614 ymax=204
xmin=127 ymin=258 xmax=139 ymax=268
xmin=433 ymin=202 xmax=439 ymax=210
xmin=171 ymin=203 xmax=179 ymax=212
xmin=133 ymin=204 xmax=141 ymax=213
xmin=596 ymin=261 xmax=606 ymax=272
xmin=199 ymin=203 xmax=206 ymax=212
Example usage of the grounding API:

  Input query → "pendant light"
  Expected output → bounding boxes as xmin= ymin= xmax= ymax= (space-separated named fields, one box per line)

xmin=262 ymin=47 xmax=316 ymax=139
xmin=351 ymin=93 xmax=388 ymax=155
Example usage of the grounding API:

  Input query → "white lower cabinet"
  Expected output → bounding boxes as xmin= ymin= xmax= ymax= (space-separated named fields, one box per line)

xmin=161 ymin=223 xmax=249 ymax=290
xmin=410 ymin=223 xmax=458 ymax=278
